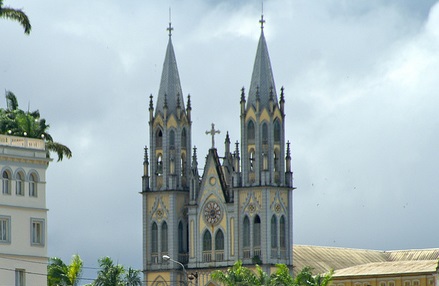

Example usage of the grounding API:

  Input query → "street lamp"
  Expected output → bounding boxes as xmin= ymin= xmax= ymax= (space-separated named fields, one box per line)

xmin=162 ymin=255 xmax=188 ymax=286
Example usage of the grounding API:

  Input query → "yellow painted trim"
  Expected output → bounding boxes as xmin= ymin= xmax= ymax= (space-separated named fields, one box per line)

xmin=167 ymin=115 xmax=177 ymax=128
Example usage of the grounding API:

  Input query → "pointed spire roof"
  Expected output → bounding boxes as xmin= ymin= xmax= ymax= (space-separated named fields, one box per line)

xmin=247 ymin=16 xmax=277 ymax=110
xmin=155 ymin=23 xmax=185 ymax=117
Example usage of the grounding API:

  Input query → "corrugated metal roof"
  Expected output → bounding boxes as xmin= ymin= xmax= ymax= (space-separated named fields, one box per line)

xmin=333 ymin=260 xmax=439 ymax=277
xmin=293 ymin=245 xmax=439 ymax=276
xmin=293 ymin=245 xmax=387 ymax=275
xmin=385 ymin=249 xmax=439 ymax=261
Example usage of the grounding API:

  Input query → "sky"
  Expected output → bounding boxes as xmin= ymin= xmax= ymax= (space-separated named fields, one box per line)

xmin=1 ymin=0 xmax=439 ymax=283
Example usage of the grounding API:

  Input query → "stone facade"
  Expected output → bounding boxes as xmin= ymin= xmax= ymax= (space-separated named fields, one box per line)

xmin=0 ymin=135 xmax=50 ymax=286
xmin=142 ymin=17 xmax=294 ymax=286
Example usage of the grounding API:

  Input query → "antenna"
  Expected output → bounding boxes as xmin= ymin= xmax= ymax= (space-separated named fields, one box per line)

xmin=259 ymin=1 xmax=265 ymax=30
xmin=167 ymin=7 xmax=173 ymax=37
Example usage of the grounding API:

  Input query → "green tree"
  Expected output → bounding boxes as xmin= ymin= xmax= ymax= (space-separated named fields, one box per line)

xmin=0 ymin=91 xmax=72 ymax=161
xmin=47 ymin=254 xmax=83 ymax=286
xmin=211 ymin=260 xmax=259 ymax=286
xmin=0 ymin=0 xmax=31 ymax=34
xmin=124 ymin=267 xmax=142 ymax=286
xmin=294 ymin=266 xmax=333 ymax=286
xmin=93 ymin=257 xmax=126 ymax=286
xmin=268 ymin=263 xmax=295 ymax=286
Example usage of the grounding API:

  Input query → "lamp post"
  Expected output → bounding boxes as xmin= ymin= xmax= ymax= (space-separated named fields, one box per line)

xmin=162 ymin=255 xmax=188 ymax=286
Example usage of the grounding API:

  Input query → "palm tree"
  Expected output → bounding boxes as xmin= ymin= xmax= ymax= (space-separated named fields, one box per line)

xmin=0 ymin=91 xmax=72 ymax=161
xmin=124 ymin=267 xmax=142 ymax=286
xmin=269 ymin=264 xmax=295 ymax=286
xmin=47 ymin=254 xmax=83 ymax=286
xmin=93 ymin=257 xmax=125 ymax=286
xmin=293 ymin=266 xmax=333 ymax=286
xmin=0 ymin=0 xmax=31 ymax=34
xmin=211 ymin=260 xmax=259 ymax=286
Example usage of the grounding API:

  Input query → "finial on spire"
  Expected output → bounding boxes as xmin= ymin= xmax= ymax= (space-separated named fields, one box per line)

xmin=167 ymin=7 xmax=174 ymax=37
xmin=144 ymin=146 xmax=149 ymax=162
xmin=187 ymin=94 xmax=192 ymax=110
xmin=259 ymin=14 xmax=265 ymax=30
xmin=149 ymin=94 xmax=154 ymax=110
xmin=164 ymin=94 xmax=168 ymax=109
xmin=176 ymin=93 xmax=181 ymax=108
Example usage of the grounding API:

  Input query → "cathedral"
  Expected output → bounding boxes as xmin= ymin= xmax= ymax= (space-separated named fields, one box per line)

xmin=141 ymin=15 xmax=294 ymax=286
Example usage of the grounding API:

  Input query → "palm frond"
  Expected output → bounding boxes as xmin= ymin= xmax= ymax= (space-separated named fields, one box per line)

xmin=5 ymin=90 xmax=18 ymax=111
xmin=46 ymin=141 xmax=72 ymax=162
xmin=0 ymin=7 xmax=31 ymax=34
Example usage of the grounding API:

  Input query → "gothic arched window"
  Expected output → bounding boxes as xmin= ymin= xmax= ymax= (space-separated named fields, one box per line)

xmin=253 ymin=215 xmax=261 ymax=247
xmin=243 ymin=216 xmax=250 ymax=248
xmin=156 ymin=154 xmax=163 ymax=175
xmin=203 ymin=230 xmax=212 ymax=251
xmin=280 ymin=216 xmax=286 ymax=248
xmin=262 ymin=122 xmax=268 ymax=144
xmin=151 ymin=222 xmax=158 ymax=253
xmin=247 ymin=121 xmax=255 ymax=141
xmin=178 ymin=221 xmax=184 ymax=253
xmin=215 ymin=230 xmax=224 ymax=251
xmin=161 ymin=221 xmax=168 ymax=252
xmin=29 ymin=173 xmax=37 ymax=197
xmin=16 ymin=171 xmax=24 ymax=196
xmin=274 ymin=149 xmax=280 ymax=172
xmin=181 ymin=128 xmax=187 ymax=148
xmin=181 ymin=153 xmax=185 ymax=176
xmin=156 ymin=129 xmax=163 ymax=147
xmin=169 ymin=130 xmax=175 ymax=149
xmin=215 ymin=229 xmax=225 ymax=261
xmin=274 ymin=120 xmax=281 ymax=142
xmin=2 ymin=170 xmax=10 ymax=195
xmin=249 ymin=149 xmax=255 ymax=172
xmin=271 ymin=215 xmax=278 ymax=248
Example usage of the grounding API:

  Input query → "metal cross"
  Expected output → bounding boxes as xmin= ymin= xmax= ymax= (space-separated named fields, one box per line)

xmin=259 ymin=14 xmax=265 ymax=29
xmin=205 ymin=123 xmax=220 ymax=149
xmin=167 ymin=22 xmax=173 ymax=37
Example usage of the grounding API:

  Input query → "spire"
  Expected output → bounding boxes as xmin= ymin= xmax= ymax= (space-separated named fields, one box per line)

xmin=247 ymin=15 xmax=277 ymax=110
xmin=192 ymin=146 xmax=198 ymax=170
xmin=155 ymin=22 xmax=185 ymax=117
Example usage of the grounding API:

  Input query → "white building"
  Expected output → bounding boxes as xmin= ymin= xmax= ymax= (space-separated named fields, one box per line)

xmin=0 ymin=135 xmax=50 ymax=286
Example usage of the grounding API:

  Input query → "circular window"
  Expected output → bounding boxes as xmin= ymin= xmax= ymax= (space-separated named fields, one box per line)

xmin=203 ymin=201 xmax=222 ymax=225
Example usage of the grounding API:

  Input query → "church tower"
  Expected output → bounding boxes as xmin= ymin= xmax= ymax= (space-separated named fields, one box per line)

xmin=236 ymin=14 xmax=293 ymax=268
xmin=142 ymin=22 xmax=191 ymax=285
xmin=142 ymin=15 xmax=294 ymax=286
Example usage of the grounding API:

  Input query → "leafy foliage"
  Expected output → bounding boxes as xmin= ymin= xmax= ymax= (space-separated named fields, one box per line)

xmin=212 ymin=260 xmax=333 ymax=286
xmin=0 ymin=91 xmax=72 ymax=161
xmin=211 ymin=260 xmax=259 ymax=286
xmin=86 ymin=257 xmax=142 ymax=286
xmin=47 ymin=254 xmax=83 ymax=286
xmin=0 ymin=0 xmax=31 ymax=34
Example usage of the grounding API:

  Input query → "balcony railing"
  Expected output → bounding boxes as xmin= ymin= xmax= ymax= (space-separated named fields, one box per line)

xmin=202 ymin=251 xmax=212 ymax=262
xmin=0 ymin=134 xmax=45 ymax=150
xmin=254 ymin=247 xmax=261 ymax=258
xmin=215 ymin=251 xmax=224 ymax=262
xmin=243 ymin=248 xmax=251 ymax=259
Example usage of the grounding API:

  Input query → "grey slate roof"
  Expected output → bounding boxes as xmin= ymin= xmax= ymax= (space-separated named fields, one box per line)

xmin=247 ymin=29 xmax=277 ymax=110
xmin=155 ymin=36 xmax=185 ymax=117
